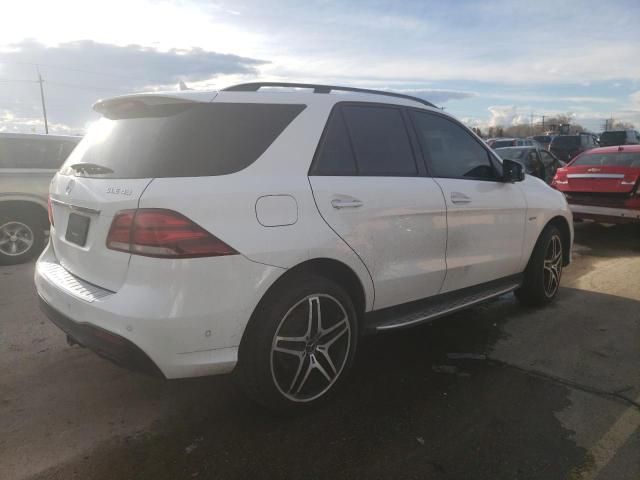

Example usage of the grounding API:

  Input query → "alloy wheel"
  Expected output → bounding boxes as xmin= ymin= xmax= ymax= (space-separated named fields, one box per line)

xmin=270 ymin=294 xmax=352 ymax=403
xmin=543 ymin=234 xmax=563 ymax=298
xmin=0 ymin=221 xmax=35 ymax=257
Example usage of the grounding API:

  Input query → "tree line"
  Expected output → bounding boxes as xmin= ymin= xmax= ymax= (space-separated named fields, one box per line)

xmin=471 ymin=114 xmax=635 ymax=139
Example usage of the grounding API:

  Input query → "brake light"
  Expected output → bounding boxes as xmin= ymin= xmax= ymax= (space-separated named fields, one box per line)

xmin=106 ymin=209 xmax=238 ymax=258
xmin=48 ymin=196 xmax=54 ymax=226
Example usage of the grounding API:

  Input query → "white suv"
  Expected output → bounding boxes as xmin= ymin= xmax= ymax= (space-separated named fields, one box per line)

xmin=35 ymin=82 xmax=573 ymax=411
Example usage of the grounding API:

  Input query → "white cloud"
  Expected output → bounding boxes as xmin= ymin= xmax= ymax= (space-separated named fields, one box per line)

xmin=487 ymin=106 xmax=530 ymax=128
xmin=0 ymin=40 xmax=266 ymax=132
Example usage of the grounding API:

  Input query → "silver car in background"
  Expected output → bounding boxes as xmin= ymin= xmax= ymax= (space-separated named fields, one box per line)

xmin=0 ymin=132 xmax=80 ymax=264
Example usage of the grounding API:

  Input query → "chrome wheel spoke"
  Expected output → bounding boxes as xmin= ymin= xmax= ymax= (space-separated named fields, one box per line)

xmin=289 ymin=355 xmax=309 ymax=393
xmin=306 ymin=296 xmax=321 ymax=339
xmin=315 ymin=345 xmax=337 ymax=376
xmin=319 ymin=320 xmax=349 ymax=349
xmin=310 ymin=353 xmax=333 ymax=383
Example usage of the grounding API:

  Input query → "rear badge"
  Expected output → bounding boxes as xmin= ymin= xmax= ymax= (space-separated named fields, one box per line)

xmin=65 ymin=179 xmax=76 ymax=195
xmin=106 ymin=186 xmax=133 ymax=196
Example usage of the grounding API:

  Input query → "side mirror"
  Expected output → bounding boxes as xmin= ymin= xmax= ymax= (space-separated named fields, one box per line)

xmin=502 ymin=159 xmax=525 ymax=183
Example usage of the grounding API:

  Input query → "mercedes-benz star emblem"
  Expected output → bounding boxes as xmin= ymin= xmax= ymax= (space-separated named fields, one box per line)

xmin=65 ymin=179 xmax=76 ymax=195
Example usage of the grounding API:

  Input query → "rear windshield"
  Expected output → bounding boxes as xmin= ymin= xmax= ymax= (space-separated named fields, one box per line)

xmin=492 ymin=140 xmax=514 ymax=148
xmin=0 ymin=137 xmax=79 ymax=169
xmin=599 ymin=131 xmax=627 ymax=146
xmin=495 ymin=148 xmax=528 ymax=161
xmin=551 ymin=136 xmax=579 ymax=147
xmin=61 ymin=102 xmax=306 ymax=178
xmin=572 ymin=152 xmax=640 ymax=168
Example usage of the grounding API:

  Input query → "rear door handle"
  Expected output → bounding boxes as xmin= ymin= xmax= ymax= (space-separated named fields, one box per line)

xmin=331 ymin=199 xmax=363 ymax=209
xmin=450 ymin=192 xmax=471 ymax=204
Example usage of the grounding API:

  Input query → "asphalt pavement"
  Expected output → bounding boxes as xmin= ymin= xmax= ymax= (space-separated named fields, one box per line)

xmin=1 ymin=223 xmax=639 ymax=480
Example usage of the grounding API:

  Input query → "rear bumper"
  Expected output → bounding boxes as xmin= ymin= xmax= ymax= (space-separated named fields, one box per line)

xmin=570 ymin=204 xmax=640 ymax=223
xmin=39 ymin=295 xmax=164 ymax=377
xmin=34 ymin=242 xmax=285 ymax=378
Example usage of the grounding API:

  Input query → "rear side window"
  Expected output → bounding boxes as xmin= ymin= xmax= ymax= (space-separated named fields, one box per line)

xmin=411 ymin=111 xmax=498 ymax=180
xmin=0 ymin=138 xmax=78 ymax=168
xmin=62 ymin=103 xmax=305 ymax=178
xmin=312 ymin=110 xmax=357 ymax=175
xmin=311 ymin=104 xmax=418 ymax=176
xmin=341 ymin=105 xmax=417 ymax=176
xmin=599 ymin=131 xmax=627 ymax=146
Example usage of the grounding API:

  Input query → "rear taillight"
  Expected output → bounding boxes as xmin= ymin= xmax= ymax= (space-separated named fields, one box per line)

xmin=48 ymin=196 xmax=54 ymax=226
xmin=106 ymin=209 xmax=237 ymax=258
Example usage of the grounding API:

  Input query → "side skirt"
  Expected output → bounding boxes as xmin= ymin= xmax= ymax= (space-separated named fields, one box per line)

xmin=364 ymin=274 xmax=522 ymax=332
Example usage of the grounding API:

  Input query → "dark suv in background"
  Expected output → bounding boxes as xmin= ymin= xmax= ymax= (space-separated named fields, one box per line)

xmin=549 ymin=133 xmax=598 ymax=162
xmin=599 ymin=129 xmax=640 ymax=147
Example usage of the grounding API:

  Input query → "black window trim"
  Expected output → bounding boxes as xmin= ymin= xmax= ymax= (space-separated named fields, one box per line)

xmin=407 ymin=107 xmax=504 ymax=182
xmin=309 ymin=101 xmax=424 ymax=178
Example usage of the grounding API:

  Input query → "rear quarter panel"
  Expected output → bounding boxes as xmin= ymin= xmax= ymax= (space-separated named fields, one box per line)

xmin=138 ymin=99 xmax=375 ymax=310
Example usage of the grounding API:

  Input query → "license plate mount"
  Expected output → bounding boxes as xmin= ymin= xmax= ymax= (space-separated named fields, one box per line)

xmin=65 ymin=213 xmax=90 ymax=247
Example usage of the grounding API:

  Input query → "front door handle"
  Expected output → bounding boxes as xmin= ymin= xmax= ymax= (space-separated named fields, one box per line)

xmin=450 ymin=192 xmax=471 ymax=204
xmin=331 ymin=199 xmax=363 ymax=209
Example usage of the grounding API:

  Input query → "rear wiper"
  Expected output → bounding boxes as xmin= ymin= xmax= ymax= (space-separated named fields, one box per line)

xmin=69 ymin=163 xmax=114 ymax=175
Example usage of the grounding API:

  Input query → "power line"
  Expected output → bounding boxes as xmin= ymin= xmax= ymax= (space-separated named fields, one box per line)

xmin=2 ymin=61 xmax=146 ymax=82
xmin=46 ymin=81 xmax=125 ymax=93
xmin=0 ymin=78 xmax=38 ymax=83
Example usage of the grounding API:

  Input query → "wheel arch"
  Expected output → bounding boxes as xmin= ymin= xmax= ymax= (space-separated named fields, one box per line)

xmin=239 ymin=257 xmax=369 ymax=356
xmin=0 ymin=199 xmax=49 ymax=228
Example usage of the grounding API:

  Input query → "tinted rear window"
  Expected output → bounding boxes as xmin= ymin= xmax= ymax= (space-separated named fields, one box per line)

xmin=341 ymin=105 xmax=417 ymax=176
xmin=311 ymin=109 xmax=357 ymax=175
xmin=492 ymin=140 xmax=515 ymax=148
xmin=572 ymin=152 xmax=640 ymax=168
xmin=0 ymin=137 xmax=79 ymax=169
xmin=61 ymin=103 xmax=305 ymax=178
xmin=495 ymin=148 xmax=529 ymax=162
xmin=551 ymin=136 xmax=579 ymax=147
xmin=599 ymin=131 xmax=627 ymax=146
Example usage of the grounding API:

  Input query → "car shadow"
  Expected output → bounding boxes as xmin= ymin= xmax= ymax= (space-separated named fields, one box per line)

xmin=31 ymin=287 xmax=640 ymax=480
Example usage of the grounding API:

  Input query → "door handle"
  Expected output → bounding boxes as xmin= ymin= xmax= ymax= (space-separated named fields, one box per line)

xmin=450 ymin=192 xmax=471 ymax=204
xmin=331 ymin=199 xmax=363 ymax=209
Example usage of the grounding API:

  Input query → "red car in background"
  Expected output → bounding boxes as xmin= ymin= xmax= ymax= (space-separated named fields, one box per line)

xmin=552 ymin=145 xmax=640 ymax=224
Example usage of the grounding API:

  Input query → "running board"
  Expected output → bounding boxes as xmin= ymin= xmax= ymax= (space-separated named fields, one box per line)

xmin=365 ymin=275 xmax=522 ymax=332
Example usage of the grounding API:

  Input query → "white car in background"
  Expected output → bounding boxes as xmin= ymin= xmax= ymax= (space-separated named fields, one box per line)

xmin=35 ymin=82 xmax=573 ymax=411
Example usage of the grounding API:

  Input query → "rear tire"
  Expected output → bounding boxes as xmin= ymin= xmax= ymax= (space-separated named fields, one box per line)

xmin=515 ymin=225 xmax=563 ymax=307
xmin=0 ymin=212 xmax=45 ymax=266
xmin=236 ymin=274 xmax=358 ymax=413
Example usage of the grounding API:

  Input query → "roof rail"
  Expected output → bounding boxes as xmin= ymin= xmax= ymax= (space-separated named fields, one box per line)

xmin=222 ymin=82 xmax=437 ymax=108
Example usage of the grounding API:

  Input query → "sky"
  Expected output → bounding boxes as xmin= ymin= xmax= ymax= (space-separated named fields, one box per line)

xmin=1 ymin=0 xmax=639 ymax=134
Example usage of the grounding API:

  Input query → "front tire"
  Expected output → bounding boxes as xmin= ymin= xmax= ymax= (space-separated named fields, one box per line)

xmin=515 ymin=225 xmax=563 ymax=306
xmin=237 ymin=275 xmax=358 ymax=412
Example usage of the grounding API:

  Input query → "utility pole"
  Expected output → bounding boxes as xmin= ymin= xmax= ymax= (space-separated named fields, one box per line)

xmin=36 ymin=66 xmax=49 ymax=134
xmin=530 ymin=111 xmax=534 ymax=135
xmin=541 ymin=115 xmax=545 ymax=132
